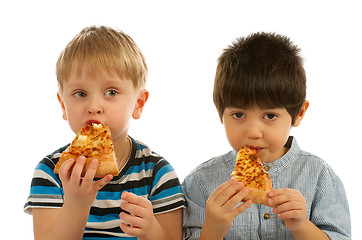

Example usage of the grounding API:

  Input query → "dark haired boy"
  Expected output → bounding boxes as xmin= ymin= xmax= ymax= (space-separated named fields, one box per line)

xmin=182 ymin=32 xmax=351 ymax=240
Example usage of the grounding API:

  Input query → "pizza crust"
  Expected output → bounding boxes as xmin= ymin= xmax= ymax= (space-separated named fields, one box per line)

xmin=55 ymin=152 xmax=119 ymax=178
xmin=54 ymin=123 xmax=119 ymax=178
xmin=231 ymin=146 xmax=272 ymax=205
xmin=241 ymin=177 xmax=272 ymax=205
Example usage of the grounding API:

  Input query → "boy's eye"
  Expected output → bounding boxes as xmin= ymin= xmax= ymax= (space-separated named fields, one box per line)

xmin=264 ymin=113 xmax=278 ymax=120
xmin=232 ymin=112 xmax=245 ymax=119
xmin=73 ymin=91 xmax=87 ymax=98
xmin=105 ymin=89 xmax=118 ymax=97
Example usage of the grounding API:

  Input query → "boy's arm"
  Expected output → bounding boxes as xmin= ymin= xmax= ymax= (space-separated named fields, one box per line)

xmin=291 ymin=219 xmax=329 ymax=240
xmin=33 ymin=206 xmax=89 ymax=240
xmin=119 ymin=192 xmax=183 ymax=240
xmin=33 ymin=157 xmax=112 ymax=240
xmin=155 ymin=209 xmax=183 ymax=239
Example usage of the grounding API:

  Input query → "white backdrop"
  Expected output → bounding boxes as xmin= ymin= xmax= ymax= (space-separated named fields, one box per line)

xmin=1 ymin=0 xmax=360 ymax=238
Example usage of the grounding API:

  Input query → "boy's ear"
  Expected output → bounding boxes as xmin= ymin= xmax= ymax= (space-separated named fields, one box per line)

xmin=132 ymin=89 xmax=149 ymax=119
xmin=293 ymin=100 xmax=309 ymax=127
xmin=57 ymin=92 xmax=68 ymax=121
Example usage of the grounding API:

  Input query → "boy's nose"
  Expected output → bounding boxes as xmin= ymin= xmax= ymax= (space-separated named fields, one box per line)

xmin=88 ymin=108 xmax=103 ymax=115
xmin=88 ymin=102 xmax=103 ymax=115
xmin=246 ymin=122 xmax=263 ymax=139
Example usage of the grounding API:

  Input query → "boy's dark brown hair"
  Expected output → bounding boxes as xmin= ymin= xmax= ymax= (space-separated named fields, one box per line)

xmin=213 ymin=32 xmax=306 ymax=125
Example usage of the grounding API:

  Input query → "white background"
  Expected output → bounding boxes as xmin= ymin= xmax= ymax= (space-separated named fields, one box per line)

xmin=1 ymin=0 xmax=361 ymax=238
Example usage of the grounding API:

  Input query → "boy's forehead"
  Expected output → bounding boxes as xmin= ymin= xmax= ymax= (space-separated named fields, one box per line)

xmin=58 ymin=61 xmax=133 ymax=89
xmin=69 ymin=62 xmax=130 ymax=80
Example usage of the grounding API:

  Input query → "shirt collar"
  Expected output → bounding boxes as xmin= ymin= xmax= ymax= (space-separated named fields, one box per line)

xmin=264 ymin=136 xmax=300 ymax=174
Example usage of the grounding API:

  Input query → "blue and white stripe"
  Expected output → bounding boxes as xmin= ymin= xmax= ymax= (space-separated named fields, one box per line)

xmin=24 ymin=137 xmax=185 ymax=239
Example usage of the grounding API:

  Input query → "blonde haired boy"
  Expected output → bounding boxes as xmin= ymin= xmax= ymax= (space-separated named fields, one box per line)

xmin=24 ymin=26 xmax=185 ymax=240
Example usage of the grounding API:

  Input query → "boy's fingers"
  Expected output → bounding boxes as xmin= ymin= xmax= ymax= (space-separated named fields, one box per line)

xmin=70 ymin=156 xmax=86 ymax=180
xmin=211 ymin=179 xmax=243 ymax=203
xmin=223 ymin=187 xmax=249 ymax=210
xmin=82 ymin=159 xmax=99 ymax=183
xmin=268 ymin=194 xmax=289 ymax=206
xmin=273 ymin=201 xmax=299 ymax=214
xmin=268 ymin=189 xmax=303 ymax=206
xmin=58 ymin=158 xmax=75 ymax=181
xmin=94 ymin=174 xmax=113 ymax=190
xmin=214 ymin=181 xmax=244 ymax=206
xmin=268 ymin=188 xmax=290 ymax=197
xmin=121 ymin=192 xmax=150 ymax=208
xmin=120 ymin=222 xmax=141 ymax=237
xmin=231 ymin=200 xmax=252 ymax=218
xmin=120 ymin=201 xmax=144 ymax=218
xmin=209 ymin=179 xmax=237 ymax=201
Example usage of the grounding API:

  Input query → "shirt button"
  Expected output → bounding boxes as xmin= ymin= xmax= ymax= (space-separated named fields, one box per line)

xmin=264 ymin=165 xmax=270 ymax=171
xmin=264 ymin=212 xmax=271 ymax=220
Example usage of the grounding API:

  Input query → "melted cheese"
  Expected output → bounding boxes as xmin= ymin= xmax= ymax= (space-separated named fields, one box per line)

xmin=231 ymin=146 xmax=270 ymax=189
xmin=77 ymin=135 xmax=88 ymax=144
xmin=68 ymin=123 xmax=114 ymax=158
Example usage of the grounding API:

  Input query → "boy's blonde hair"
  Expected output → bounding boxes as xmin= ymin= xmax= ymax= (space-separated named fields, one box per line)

xmin=56 ymin=26 xmax=148 ymax=91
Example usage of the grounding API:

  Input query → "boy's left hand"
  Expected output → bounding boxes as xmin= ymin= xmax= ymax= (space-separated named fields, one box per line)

xmin=268 ymin=188 xmax=307 ymax=231
xmin=119 ymin=192 xmax=156 ymax=239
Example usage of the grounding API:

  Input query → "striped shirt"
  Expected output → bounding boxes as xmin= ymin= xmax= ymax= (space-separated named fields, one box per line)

xmin=182 ymin=137 xmax=351 ymax=240
xmin=24 ymin=137 xmax=185 ymax=239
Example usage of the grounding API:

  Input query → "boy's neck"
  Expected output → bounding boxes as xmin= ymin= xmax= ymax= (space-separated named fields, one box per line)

xmin=113 ymin=135 xmax=132 ymax=170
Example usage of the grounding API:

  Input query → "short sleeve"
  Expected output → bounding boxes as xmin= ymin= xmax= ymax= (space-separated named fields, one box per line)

xmin=182 ymin=171 xmax=208 ymax=240
xmin=148 ymin=158 xmax=186 ymax=214
xmin=24 ymin=152 xmax=64 ymax=214
xmin=311 ymin=166 xmax=351 ymax=239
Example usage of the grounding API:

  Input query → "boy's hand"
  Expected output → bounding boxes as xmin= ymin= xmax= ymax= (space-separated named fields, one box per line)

xmin=268 ymin=188 xmax=307 ymax=231
xmin=58 ymin=156 xmax=113 ymax=210
xmin=201 ymin=179 xmax=252 ymax=239
xmin=119 ymin=192 xmax=157 ymax=239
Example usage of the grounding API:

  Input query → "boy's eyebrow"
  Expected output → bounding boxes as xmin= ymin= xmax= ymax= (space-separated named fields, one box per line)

xmin=62 ymin=81 xmax=83 ymax=89
xmin=227 ymin=106 xmax=285 ymax=111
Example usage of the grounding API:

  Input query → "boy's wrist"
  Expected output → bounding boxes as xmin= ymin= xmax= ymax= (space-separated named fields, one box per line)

xmin=62 ymin=201 xmax=91 ymax=218
xmin=291 ymin=219 xmax=329 ymax=240
xmin=290 ymin=217 xmax=308 ymax=235
xmin=199 ymin=222 xmax=224 ymax=240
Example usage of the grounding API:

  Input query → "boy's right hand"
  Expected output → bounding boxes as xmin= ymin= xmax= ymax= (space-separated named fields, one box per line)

xmin=58 ymin=156 xmax=113 ymax=211
xmin=200 ymin=179 xmax=252 ymax=240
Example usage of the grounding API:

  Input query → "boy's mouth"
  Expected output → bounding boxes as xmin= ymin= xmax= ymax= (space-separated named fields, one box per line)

xmin=252 ymin=147 xmax=263 ymax=155
xmin=86 ymin=119 xmax=102 ymax=125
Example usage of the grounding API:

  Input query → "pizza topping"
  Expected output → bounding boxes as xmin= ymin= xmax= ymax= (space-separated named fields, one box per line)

xmin=86 ymin=119 xmax=102 ymax=125
xmin=230 ymin=145 xmax=273 ymax=205
xmin=231 ymin=146 xmax=271 ymax=189
xmin=77 ymin=135 xmax=88 ymax=143
xmin=54 ymin=122 xmax=119 ymax=177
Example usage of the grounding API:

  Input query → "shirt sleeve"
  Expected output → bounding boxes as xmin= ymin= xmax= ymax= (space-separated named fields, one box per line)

xmin=182 ymin=170 xmax=208 ymax=240
xmin=148 ymin=158 xmax=186 ymax=214
xmin=311 ymin=165 xmax=351 ymax=239
xmin=24 ymin=155 xmax=64 ymax=214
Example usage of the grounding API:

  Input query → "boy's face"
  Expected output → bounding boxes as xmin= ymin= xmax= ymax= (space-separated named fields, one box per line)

xmin=222 ymin=103 xmax=307 ymax=163
xmin=57 ymin=64 xmax=148 ymax=143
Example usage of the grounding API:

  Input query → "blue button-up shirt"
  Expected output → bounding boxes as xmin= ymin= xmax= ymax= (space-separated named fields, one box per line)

xmin=182 ymin=137 xmax=351 ymax=239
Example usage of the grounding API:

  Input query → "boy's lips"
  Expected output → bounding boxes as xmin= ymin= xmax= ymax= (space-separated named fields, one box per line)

xmin=86 ymin=119 xmax=102 ymax=125
xmin=251 ymin=147 xmax=264 ymax=155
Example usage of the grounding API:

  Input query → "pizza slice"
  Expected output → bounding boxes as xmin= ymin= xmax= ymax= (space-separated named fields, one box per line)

xmin=54 ymin=122 xmax=119 ymax=178
xmin=231 ymin=145 xmax=272 ymax=205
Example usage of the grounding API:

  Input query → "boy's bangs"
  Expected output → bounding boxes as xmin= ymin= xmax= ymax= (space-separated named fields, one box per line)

xmin=222 ymin=75 xmax=304 ymax=110
xmin=70 ymin=50 xmax=128 ymax=81
xmin=56 ymin=26 xmax=147 ymax=90
xmin=58 ymin=38 xmax=129 ymax=87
